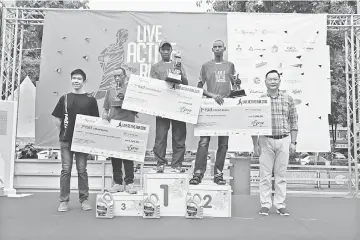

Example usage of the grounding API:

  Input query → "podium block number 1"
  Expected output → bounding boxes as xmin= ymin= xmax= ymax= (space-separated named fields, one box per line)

xmin=160 ymin=184 xmax=169 ymax=207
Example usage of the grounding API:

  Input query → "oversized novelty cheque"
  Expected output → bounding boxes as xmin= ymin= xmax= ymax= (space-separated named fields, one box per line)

xmin=71 ymin=115 xmax=149 ymax=162
xmin=194 ymin=97 xmax=272 ymax=136
xmin=122 ymin=74 xmax=204 ymax=124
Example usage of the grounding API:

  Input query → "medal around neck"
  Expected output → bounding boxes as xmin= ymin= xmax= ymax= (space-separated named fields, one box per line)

xmin=142 ymin=193 xmax=160 ymax=219
xmin=96 ymin=192 xmax=115 ymax=218
xmin=165 ymin=51 xmax=183 ymax=84
xmin=186 ymin=193 xmax=204 ymax=219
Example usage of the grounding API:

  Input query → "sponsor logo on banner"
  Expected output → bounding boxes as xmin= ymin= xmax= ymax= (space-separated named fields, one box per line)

xmin=285 ymin=46 xmax=298 ymax=52
xmin=236 ymin=44 xmax=242 ymax=52
xmin=235 ymin=28 xmax=256 ymax=35
xmin=292 ymin=89 xmax=302 ymax=95
xmin=271 ymin=45 xmax=279 ymax=53
xmin=255 ymin=62 xmax=267 ymax=68
xmin=253 ymin=77 xmax=261 ymax=84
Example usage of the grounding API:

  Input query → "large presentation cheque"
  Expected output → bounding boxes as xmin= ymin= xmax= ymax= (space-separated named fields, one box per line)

xmin=122 ymin=74 xmax=204 ymax=124
xmin=194 ymin=97 xmax=272 ymax=136
xmin=71 ymin=115 xmax=149 ymax=162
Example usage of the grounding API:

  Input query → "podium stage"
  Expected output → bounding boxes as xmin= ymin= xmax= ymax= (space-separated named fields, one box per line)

xmin=1 ymin=193 xmax=358 ymax=240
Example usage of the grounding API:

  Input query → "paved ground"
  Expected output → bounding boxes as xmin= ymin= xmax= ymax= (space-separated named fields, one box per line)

xmin=1 ymin=193 xmax=359 ymax=240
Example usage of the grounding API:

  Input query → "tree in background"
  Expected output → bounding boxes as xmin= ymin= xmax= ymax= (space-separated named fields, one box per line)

xmin=0 ymin=1 xmax=89 ymax=88
xmin=197 ymin=0 xmax=352 ymax=152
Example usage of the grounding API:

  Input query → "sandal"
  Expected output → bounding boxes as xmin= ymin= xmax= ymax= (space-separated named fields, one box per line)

xmin=189 ymin=174 xmax=202 ymax=185
xmin=214 ymin=173 xmax=226 ymax=185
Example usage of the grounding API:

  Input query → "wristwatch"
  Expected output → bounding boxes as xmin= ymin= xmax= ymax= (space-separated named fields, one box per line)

xmin=291 ymin=142 xmax=297 ymax=145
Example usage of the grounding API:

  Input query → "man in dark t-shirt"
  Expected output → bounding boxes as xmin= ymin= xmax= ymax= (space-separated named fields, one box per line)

xmin=102 ymin=68 xmax=137 ymax=194
xmin=150 ymin=41 xmax=189 ymax=173
xmin=189 ymin=40 xmax=240 ymax=185
xmin=52 ymin=69 xmax=99 ymax=212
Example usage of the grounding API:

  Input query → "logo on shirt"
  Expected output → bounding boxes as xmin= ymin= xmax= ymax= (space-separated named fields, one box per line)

xmin=215 ymin=70 xmax=226 ymax=83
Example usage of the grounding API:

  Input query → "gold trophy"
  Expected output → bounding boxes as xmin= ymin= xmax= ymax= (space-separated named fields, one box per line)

xmin=165 ymin=51 xmax=183 ymax=84
xmin=230 ymin=73 xmax=246 ymax=98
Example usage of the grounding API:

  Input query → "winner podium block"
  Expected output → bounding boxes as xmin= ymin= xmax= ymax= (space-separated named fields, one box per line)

xmin=112 ymin=191 xmax=144 ymax=216
xmin=144 ymin=169 xmax=189 ymax=216
xmin=188 ymin=181 xmax=232 ymax=218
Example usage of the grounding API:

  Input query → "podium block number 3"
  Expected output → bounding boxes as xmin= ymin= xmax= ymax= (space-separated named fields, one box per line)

xmin=121 ymin=203 xmax=126 ymax=210
xmin=160 ymin=184 xmax=169 ymax=207
xmin=203 ymin=195 xmax=212 ymax=208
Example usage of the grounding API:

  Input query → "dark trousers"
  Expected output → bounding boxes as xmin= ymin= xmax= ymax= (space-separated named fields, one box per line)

xmin=194 ymin=136 xmax=229 ymax=175
xmin=111 ymin=158 xmax=134 ymax=185
xmin=59 ymin=141 xmax=89 ymax=203
xmin=153 ymin=117 xmax=186 ymax=167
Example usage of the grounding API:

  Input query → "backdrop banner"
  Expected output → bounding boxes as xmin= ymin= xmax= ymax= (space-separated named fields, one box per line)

xmin=36 ymin=11 xmax=329 ymax=152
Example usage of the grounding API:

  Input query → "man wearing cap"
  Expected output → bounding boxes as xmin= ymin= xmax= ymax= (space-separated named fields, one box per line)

xmin=150 ymin=41 xmax=188 ymax=173
xmin=189 ymin=40 xmax=241 ymax=185
xmin=102 ymin=67 xmax=137 ymax=194
xmin=252 ymin=69 xmax=298 ymax=217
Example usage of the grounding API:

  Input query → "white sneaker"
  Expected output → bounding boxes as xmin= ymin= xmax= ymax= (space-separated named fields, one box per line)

xmin=58 ymin=202 xmax=68 ymax=212
xmin=125 ymin=183 xmax=137 ymax=194
xmin=108 ymin=184 xmax=124 ymax=193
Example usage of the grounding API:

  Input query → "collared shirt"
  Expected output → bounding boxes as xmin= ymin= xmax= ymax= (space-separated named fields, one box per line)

xmin=103 ymin=81 xmax=136 ymax=123
xmin=262 ymin=90 xmax=298 ymax=136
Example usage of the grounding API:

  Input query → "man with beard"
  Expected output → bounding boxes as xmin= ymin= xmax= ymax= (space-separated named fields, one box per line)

xmin=52 ymin=69 xmax=99 ymax=212
xmin=102 ymin=67 xmax=137 ymax=194
xmin=150 ymin=41 xmax=188 ymax=173
xmin=189 ymin=40 xmax=241 ymax=185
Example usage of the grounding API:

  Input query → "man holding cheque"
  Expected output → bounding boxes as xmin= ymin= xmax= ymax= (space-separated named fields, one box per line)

xmin=102 ymin=68 xmax=138 ymax=194
xmin=189 ymin=40 xmax=241 ymax=185
xmin=150 ymin=40 xmax=189 ymax=173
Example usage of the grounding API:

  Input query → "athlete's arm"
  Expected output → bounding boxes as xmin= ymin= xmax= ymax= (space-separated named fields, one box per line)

xmin=54 ymin=117 xmax=62 ymax=132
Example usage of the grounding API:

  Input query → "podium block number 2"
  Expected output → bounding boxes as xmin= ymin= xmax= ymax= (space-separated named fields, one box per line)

xmin=160 ymin=184 xmax=169 ymax=207
xmin=203 ymin=195 xmax=212 ymax=208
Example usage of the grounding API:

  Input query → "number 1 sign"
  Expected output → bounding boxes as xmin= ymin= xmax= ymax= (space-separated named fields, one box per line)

xmin=144 ymin=171 xmax=189 ymax=216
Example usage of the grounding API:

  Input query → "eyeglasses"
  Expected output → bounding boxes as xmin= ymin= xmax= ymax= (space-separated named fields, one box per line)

xmin=266 ymin=78 xmax=280 ymax=82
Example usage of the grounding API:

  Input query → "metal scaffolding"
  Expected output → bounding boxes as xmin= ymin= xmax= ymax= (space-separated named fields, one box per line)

xmin=0 ymin=7 xmax=359 ymax=197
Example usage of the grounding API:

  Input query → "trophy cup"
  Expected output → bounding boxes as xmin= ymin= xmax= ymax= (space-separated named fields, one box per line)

xmin=165 ymin=51 xmax=183 ymax=84
xmin=112 ymin=81 xmax=125 ymax=107
xmin=230 ymin=73 xmax=246 ymax=98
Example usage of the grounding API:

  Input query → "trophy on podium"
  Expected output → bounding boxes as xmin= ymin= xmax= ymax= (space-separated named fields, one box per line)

xmin=165 ymin=51 xmax=183 ymax=84
xmin=229 ymin=73 xmax=246 ymax=98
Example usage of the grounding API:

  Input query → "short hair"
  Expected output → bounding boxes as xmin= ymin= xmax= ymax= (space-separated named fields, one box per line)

xmin=119 ymin=67 xmax=127 ymax=76
xmin=213 ymin=40 xmax=225 ymax=47
xmin=71 ymin=69 xmax=86 ymax=81
xmin=265 ymin=70 xmax=281 ymax=79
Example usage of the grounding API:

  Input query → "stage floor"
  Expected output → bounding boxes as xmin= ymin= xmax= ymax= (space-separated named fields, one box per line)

xmin=1 ymin=193 xmax=359 ymax=240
